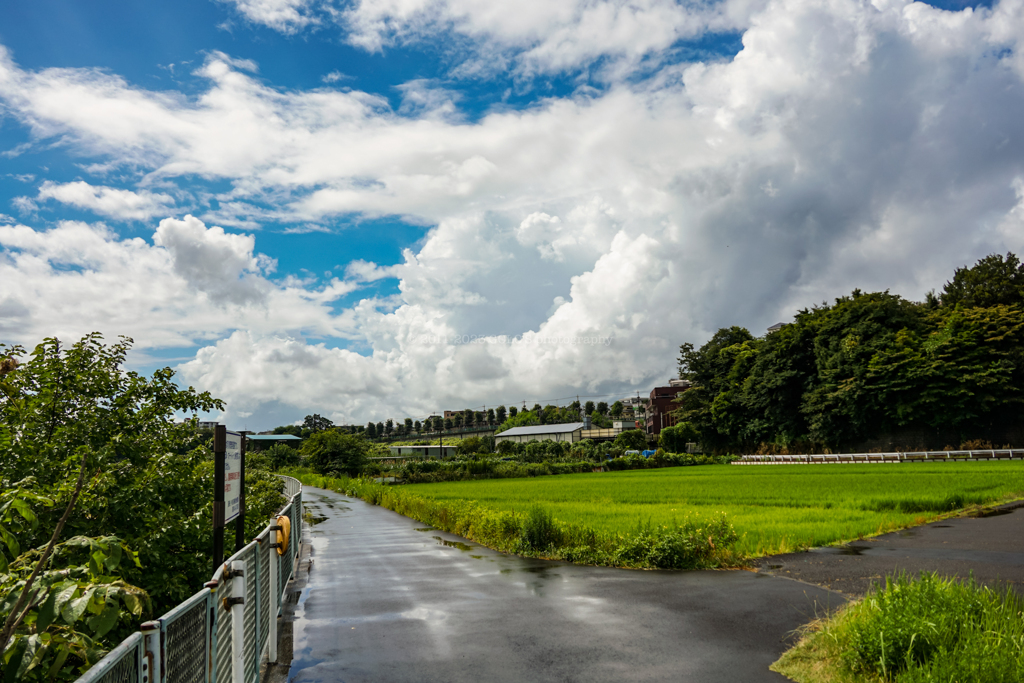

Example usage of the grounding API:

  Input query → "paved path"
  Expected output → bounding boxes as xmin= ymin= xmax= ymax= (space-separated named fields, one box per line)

xmin=757 ymin=502 xmax=1024 ymax=596
xmin=280 ymin=487 xmax=841 ymax=683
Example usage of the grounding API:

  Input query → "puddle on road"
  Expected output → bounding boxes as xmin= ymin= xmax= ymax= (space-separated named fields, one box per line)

xmin=838 ymin=546 xmax=867 ymax=556
xmin=304 ymin=506 xmax=329 ymax=526
xmin=932 ymin=524 xmax=953 ymax=528
xmin=433 ymin=536 xmax=474 ymax=551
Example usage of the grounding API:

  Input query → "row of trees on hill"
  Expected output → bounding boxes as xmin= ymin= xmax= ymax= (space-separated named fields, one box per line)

xmin=287 ymin=399 xmax=636 ymax=441
xmin=674 ymin=253 xmax=1024 ymax=453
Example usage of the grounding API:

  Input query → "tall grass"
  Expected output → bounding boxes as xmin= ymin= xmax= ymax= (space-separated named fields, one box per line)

xmin=288 ymin=471 xmax=741 ymax=569
xmin=773 ymin=573 xmax=1024 ymax=682
xmin=406 ymin=462 xmax=1024 ymax=556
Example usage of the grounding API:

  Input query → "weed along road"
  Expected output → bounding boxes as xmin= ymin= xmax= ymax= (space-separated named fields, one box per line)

xmin=280 ymin=487 xmax=841 ymax=683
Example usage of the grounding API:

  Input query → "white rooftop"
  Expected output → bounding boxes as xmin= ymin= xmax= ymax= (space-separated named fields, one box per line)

xmin=498 ymin=422 xmax=585 ymax=437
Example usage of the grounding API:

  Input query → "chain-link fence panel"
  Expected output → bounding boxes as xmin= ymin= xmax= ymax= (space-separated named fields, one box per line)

xmin=76 ymin=633 xmax=143 ymax=683
xmin=162 ymin=590 xmax=210 ymax=683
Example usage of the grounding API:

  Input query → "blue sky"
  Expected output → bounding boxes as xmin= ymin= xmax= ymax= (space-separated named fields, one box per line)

xmin=1 ymin=0 xmax=1022 ymax=428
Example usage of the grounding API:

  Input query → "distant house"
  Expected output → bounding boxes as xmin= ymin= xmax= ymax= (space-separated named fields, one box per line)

xmin=767 ymin=322 xmax=787 ymax=334
xmin=647 ymin=381 xmax=691 ymax=437
xmin=494 ymin=422 xmax=585 ymax=445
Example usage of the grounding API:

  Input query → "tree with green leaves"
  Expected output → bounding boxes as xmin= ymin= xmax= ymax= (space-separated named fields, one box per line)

xmin=444 ymin=418 xmax=453 ymax=431
xmin=366 ymin=422 xmax=376 ymax=438
xmin=672 ymin=255 xmax=1024 ymax=451
xmin=494 ymin=410 xmax=540 ymax=434
xmin=614 ymin=429 xmax=647 ymax=451
xmin=610 ymin=401 xmax=623 ymax=418
xmin=495 ymin=406 xmax=506 ymax=423
xmin=302 ymin=414 xmax=333 ymax=433
xmin=384 ymin=419 xmax=394 ymax=435
xmin=303 ymin=430 xmax=369 ymax=477
xmin=659 ymin=423 xmax=699 ymax=453
xmin=404 ymin=418 xmax=413 ymax=433
xmin=584 ymin=401 xmax=595 ymax=414
xmin=508 ymin=406 xmax=518 ymax=418
xmin=487 ymin=408 xmax=496 ymax=426
xmin=463 ymin=409 xmax=474 ymax=427
xmin=0 ymin=334 xmax=247 ymax=681
xmin=413 ymin=420 xmax=421 ymax=432
xmin=375 ymin=421 xmax=384 ymax=437
xmin=941 ymin=252 xmax=1024 ymax=309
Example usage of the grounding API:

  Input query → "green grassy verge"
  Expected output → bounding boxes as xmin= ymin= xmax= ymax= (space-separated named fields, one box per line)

xmin=286 ymin=471 xmax=743 ymax=569
xmin=406 ymin=462 xmax=1024 ymax=556
xmin=772 ymin=573 xmax=1024 ymax=682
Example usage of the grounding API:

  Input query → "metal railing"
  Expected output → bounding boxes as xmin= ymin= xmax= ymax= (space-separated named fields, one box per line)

xmin=733 ymin=449 xmax=1024 ymax=464
xmin=76 ymin=476 xmax=303 ymax=683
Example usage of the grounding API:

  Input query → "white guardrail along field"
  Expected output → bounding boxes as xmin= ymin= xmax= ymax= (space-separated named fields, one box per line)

xmin=733 ymin=450 xmax=1024 ymax=464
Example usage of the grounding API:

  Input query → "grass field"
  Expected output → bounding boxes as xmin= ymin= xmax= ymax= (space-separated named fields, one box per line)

xmin=407 ymin=462 xmax=1024 ymax=556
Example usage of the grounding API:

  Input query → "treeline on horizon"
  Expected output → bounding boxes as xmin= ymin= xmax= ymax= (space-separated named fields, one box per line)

xmin=675 ymin=253 xmax=1024 ymax=453
xmin=273 ymin=399 xmax=634 ymax=440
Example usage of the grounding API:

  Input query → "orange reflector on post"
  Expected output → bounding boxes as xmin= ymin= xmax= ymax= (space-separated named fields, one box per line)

xmin=276 ymin=515 xmax=291 ymax=555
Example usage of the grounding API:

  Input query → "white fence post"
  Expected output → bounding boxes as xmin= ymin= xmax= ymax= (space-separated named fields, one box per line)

xmin=230 ymin=560 xmax=246 ymax=683
xmin=140 ymin=620 xmax=161 ymax=683
xmin=268 ymin=528 xmax=279 ymax=663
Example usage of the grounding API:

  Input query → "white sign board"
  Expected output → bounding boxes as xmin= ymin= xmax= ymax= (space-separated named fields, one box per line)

xmin=224 ymin=431 xmax=243 ymax=524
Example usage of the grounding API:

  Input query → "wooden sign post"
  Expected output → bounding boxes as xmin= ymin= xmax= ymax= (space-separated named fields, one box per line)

xmin=213 ymin=425 xmax=247 ymax=570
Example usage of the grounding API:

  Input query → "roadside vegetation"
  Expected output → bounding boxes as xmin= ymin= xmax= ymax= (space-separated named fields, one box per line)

xmin=288 ymin=471 xmax=741 ymax=570
xmin=288 ymin=462 xmax=1024 ymax=558
xmin=0 ymin=335 xmax=285 ymax=682
xmin=772 ymin=572 xmax=1024 ymax=682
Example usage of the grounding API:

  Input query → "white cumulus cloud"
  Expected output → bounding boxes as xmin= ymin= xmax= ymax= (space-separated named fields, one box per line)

xmin=29 ymin=180 xmax=175 ymax=221
xmin=3 ymin=0 xmax=1024 ymax=426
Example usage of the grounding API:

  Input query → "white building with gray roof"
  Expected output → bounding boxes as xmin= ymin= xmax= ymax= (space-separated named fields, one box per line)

xmin=494 ymin=422 xmax=585 ymax=445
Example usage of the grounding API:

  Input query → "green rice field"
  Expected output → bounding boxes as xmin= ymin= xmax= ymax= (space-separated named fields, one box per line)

xmin=407 ymin=462 xmax=1024 ymax=556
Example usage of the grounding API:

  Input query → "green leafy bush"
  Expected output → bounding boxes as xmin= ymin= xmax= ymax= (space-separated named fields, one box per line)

xmin=303 ymin=430 xmax=369 ymax=476
xmin=0 ymin=334 xmax=287 ymax=681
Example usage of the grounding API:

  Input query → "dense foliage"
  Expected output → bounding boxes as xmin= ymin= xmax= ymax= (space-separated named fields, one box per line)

xmin=0 ymin=335 xmax=285 ymax=681
xmin=302 ymin=430 xmax=369 ymax=476
xmin=675 ymin=254 xmax=1024 ymax=452
xmin=773 ymin=572 xmax=1024 ymax=682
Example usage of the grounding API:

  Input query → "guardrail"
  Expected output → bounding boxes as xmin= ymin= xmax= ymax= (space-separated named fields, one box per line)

xmin=733 ymin=450 xmax=1024 ymax=464
xmin=75 ymin=475 xmax=303 ymax=683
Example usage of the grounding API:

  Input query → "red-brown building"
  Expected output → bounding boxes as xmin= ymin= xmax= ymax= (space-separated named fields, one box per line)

xmin=646 ymin=379 xmax=691 ymax=437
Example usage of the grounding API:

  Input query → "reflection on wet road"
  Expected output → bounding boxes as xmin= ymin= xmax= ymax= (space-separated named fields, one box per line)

xmin=286 ymin=487 xmax=840 ymax=683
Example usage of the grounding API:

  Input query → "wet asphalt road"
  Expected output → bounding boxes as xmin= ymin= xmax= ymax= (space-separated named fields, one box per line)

xmin=284 ymin=487 xmax=841 ymax=683
xmin=757 ymin=503 xmax=1024 ymax=596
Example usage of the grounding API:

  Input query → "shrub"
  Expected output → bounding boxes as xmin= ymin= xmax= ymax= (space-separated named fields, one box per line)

xmin=264 ymin=441 xmax=301 ymax=469
xmin=303 ymin=430 xmax=369 ymax=476
xmin=517 ymin=506 xmax=562 ymax=552
xmin=614 ymin=429 xmax=647 ymax=451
